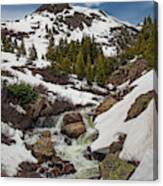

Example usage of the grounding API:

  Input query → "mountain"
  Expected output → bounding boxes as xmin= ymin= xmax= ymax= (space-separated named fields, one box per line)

xmin=1 ymin=3 xmax=138 ymax=58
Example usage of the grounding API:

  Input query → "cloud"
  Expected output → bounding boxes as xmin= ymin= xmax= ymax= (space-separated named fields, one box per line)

xmin=83 ymin=3 xmax=101 ymax=7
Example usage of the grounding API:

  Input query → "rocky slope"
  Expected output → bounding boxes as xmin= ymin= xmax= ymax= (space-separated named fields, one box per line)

xmin=1 ymin=3 xmax=138 ymax=58
xmin=1 ymin=3 xmax=157 ymax=180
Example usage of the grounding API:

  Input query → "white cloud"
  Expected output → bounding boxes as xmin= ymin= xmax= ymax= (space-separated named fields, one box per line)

xmin=83 ymin=3 xmax=101 ymax=7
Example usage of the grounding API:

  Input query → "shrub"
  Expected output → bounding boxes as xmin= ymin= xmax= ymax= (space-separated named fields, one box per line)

xmin=7 ymin=83 xmax=38 ymax=106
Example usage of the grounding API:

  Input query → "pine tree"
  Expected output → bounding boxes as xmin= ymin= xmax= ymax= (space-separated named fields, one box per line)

xmin=86 ymin=54 xmax=94 ymax=84
xmin=46 ymin=39 xmax=56 ymax=62
xmin=28 ymin=44 xmax=37 ymax=61
xmin=20 ymin=39 xmax=26 ymax=56
xmin=61 ymin=56 xmax=71 ymax=73
xmin=75 ymin=49 xmax=85 ymax=79
xmin=95 ymin=54 xmax=106 ymax=86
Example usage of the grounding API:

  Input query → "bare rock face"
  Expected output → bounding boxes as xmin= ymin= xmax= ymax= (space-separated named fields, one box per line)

xmin=61 ymin=113 xmax=86 ymax=138
xmin=35 ymin=3 xmax=72 ymax=14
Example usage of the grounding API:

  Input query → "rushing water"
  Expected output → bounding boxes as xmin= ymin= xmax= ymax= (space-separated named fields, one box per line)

xmin=24 ymin=109 xmax=100 ymax=179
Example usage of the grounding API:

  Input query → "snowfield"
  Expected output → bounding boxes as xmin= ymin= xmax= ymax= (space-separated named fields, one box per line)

xmin=1 ymin=4 xmax=137 ymax=58
xmin=1 ymin=52 xmax=102 ymax=106
xmin=91 ymin=70 xmax=157 ymax=180
xmin=1 ymin=122 xmax=37 ymax=176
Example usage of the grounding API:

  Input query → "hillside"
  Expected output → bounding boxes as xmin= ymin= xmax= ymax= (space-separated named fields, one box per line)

xmin=1 ymin=3 xmax=157 ymax=180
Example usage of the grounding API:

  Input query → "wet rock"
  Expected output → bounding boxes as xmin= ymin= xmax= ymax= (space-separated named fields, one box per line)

xmin=92 ymin=152 xmax=106 ymax=161
xmin=63 ymin=112 xmax=82 ymax=125
xmin=17 ymin=162 xmax=41 ymax=178
xmin=61 ymin=112 xmax=86 ymax=138
xmin=63 ymin=163 xmax=76 ymax=174
xmin=95 ymin=95 xmax=117 ymax=116
xmin=51 ymin=167 xmax=61 ymax=177
xmin=41 ymin=130 xmax=51 ymax=138
xmin=32 ymin=131 xmax=55 ymax=163
xmin=100 ymin=153 xmax=135 ymax=180
xmin=1 ymin=134 xmax=16 ymax=145
xmin=64 ymin=137 xmax=72 ymax=145
xmin=61 ymin=121 xmax=86 ymax=139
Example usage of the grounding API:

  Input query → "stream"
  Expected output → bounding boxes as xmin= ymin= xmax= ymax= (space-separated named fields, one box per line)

xmin=24 ymin=107 xmax=100 ymax=179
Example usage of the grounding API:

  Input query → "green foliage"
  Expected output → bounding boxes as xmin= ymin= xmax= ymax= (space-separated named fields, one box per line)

xmin=75 ymin=50 xmax=85 ymax=80
xmin=7 ymin=83 xmax=38 ymax=106
xmin=124 ymin=16 xmax=157 ymax=70
xmin=28 ymin=44 xmax=38 ymax=61
xmin=1 ymin=35 xmax=14 ymax=53
xmin=86 ymin=54 xmax=94 ymax=84
xmin=46 ymin=36 xmax=110 ymax=86
xmin=16 ymin=39 xmax=26 ymax=57
xmin=95 ymin=54 xmax=107 ymax=86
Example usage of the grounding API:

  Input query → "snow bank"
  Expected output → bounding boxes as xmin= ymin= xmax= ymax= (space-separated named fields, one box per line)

xmin=1 ymin=122 xmax=37 ymax=176
xmin=91 ymin=70 xmax=157 ymax=163
xmin=1 ymin=52 xmax=101 ymax=106
xmin=130 ymin=148 xmax=156 ymax=180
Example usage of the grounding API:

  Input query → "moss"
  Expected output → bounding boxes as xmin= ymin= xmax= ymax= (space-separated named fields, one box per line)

xmin=100 ymin=153 xmax=135 ymax=180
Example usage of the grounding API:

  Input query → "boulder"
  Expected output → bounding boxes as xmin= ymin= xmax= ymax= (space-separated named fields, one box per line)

xmin=95 ymin=96 xmax=117 ymax=116
xmin=63 ymin=112 xmax=82 ymax=125
xmin=32 ymin=131 xmax=55 ymax=163
xmin=61 ymin=121 xmax=86 ymax=138
xmin=100 ymin=153 xmax=135 ymax=180
xmin=61 ymin=113 xmax=86 ymax=138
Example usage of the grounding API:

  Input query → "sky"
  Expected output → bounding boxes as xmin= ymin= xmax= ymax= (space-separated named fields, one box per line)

xmin=1 ymin=1 xmax=156 ymax=25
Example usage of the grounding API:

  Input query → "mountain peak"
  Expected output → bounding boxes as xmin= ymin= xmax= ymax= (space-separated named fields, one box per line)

xmin=35 ymin=3 xmax=72 ymax=14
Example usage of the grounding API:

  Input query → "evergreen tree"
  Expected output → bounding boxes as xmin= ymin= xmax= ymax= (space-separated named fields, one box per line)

xmin=86 ymin=54 xmax=94 ymax=84
xmin=20 ymin=39 xmax=26 ymax=56
xmin=75 ymin=49 xmax=85 ymax=79
xmin=28 ymin=44 xmax=37 ymax=61
xmin=61 ymin=56 xmax=71 ymax=73
xmin=95 ymin=54 xmax=106 ymax=86
xmin=46 ymin=39 xmax=56 ymax=62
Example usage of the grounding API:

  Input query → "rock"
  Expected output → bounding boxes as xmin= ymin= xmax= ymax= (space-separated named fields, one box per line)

xmin=63 ymin=112 xmax=82 ymax=125
xmin=29 ymin=96 xmax=48 ymax=119
xmin=63 ymin=163 xmax=76 ymax=174
xmin=92 ymin=152 xmax=106 ymax=161
xmin=17 ymin=162 xmax=41 ymax=178
xmin=61 ymin=121 xmax=86 ymax=138
xmin=41 ymin=130 xmax=51 ymax=138
xmin=64 ymin=137 xmax=72 ymax=145
xmin=1 ymin=134 xmax=16 ymax=145
xmin=95 ymin=95 xmax=117 ymax=116
xmin=32 ymin=132 xmax=55 ymax=163
xmin=100 ymin=153 xmax=135 ymax=180
xmin=109 ymin=134 xmax=126 ymax=154
xmin=61 ymin=112 xmax=86 ymax=138
xmin=125 ymin=90 xmax=156 ymax=121
xmin=51 ymin=167 xmax=62 ymax=177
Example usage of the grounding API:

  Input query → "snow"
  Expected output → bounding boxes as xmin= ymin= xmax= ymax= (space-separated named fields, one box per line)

xmin=130 ymin=148 xmax=157 ymax=180
xmin=1 ymin=122 xmax=37 ymax=176
xmin=9 ymin=103 xmax=27 ymax=115
xmin=1 ymin=52 xmax=101 ymax=106
xmin=91 ymin=70 xmax=157 ymax=163
xmin=1 ymin=5 xmax=137 ymax=58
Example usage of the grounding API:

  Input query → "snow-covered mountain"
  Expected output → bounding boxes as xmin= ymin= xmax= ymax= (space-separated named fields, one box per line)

xmin=1 ymin=3 xmax=138 ymax=58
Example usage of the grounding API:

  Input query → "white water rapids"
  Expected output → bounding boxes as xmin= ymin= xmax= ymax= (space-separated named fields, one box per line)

xmin=24 ymin=110 xmax=100 ymax=179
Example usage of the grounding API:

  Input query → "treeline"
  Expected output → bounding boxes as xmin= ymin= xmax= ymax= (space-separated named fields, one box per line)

xmin=124 ymin=16 xmax=157 ymax=70
xmin=1 ymin=34 xmax=38 ymax=61
xmin=46 ymin=36 xmax=110 ymax=86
